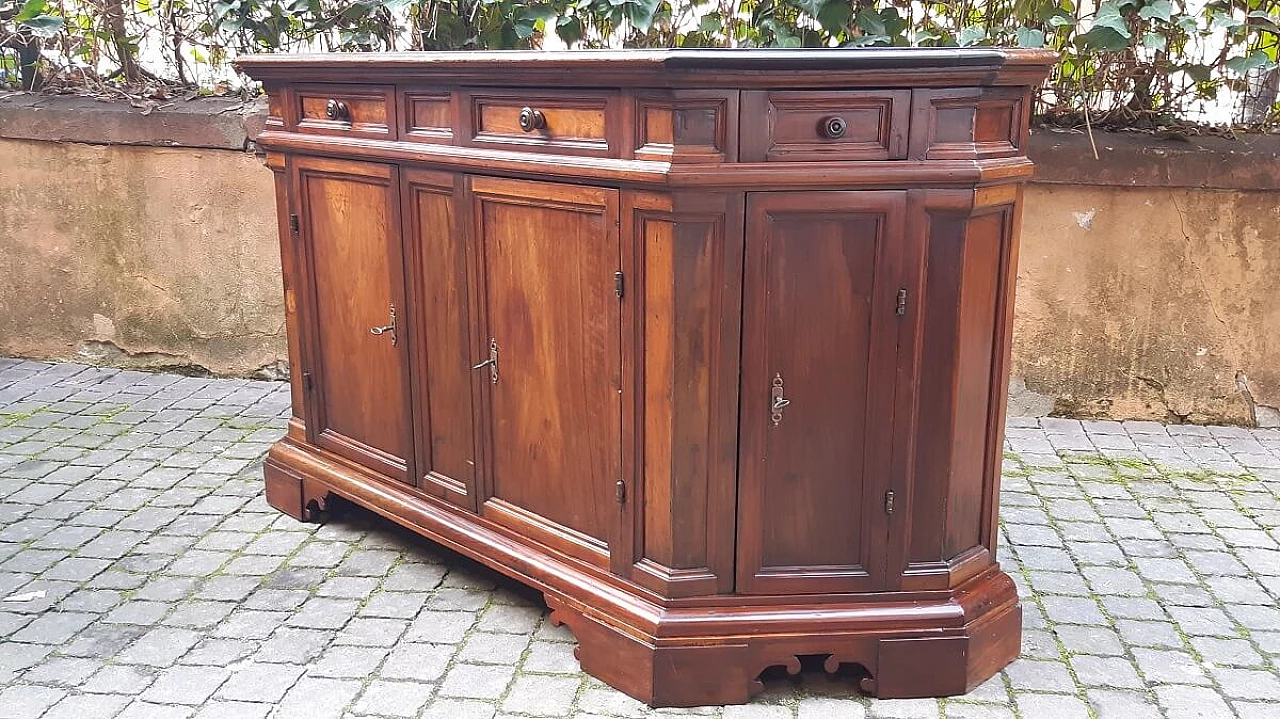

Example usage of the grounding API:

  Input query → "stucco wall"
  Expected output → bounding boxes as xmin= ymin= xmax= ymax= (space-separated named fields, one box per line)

xmin=0 ymin=134 xmax=285 ymax=377
xmin=0 ymin=97 xmax=1276 ymax=424
xmin=1015 ymin=185 xmax=1279 ymax=426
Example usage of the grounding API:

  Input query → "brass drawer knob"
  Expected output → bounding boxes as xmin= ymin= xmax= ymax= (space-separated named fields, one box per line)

xmin=325 ymin=98 xmax=350 ymax=122
xmin=519 ymin=107 xmax=547 ymax=132
xmin=819 ymin=115 xmax=847 ymax=140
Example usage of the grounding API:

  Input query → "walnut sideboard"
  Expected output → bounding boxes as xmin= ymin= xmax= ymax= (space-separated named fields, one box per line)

xmin=237 ymin=49 xmax=1056 ymax=706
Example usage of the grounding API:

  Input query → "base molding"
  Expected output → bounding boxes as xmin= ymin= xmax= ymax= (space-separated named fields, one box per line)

xmin=265 ymin=437 xmax=1021 ymax=707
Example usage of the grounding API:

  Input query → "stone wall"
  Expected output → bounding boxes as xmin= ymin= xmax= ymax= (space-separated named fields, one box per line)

xmin=1 ymin=96 xmax=1276 ymax=424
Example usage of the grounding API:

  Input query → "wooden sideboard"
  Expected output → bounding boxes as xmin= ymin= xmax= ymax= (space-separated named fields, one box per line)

xmin=238 ymin=49 xmax=1056 ymax=706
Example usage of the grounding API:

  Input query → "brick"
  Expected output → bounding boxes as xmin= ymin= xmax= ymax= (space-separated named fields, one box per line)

xmin=354 ymin=680 xmax=434 ymax=717
xmin=379 ymin=643 xmax=454 ymax=682
xmin=1130 ymin=647 xmax=1209 ymax=685
xmin=1004 ymin=659 xmax=1076 ymax=693
xmin=215 ymin=662 xmax=304 ymax=703
xmin=189 ymin=701 xmax=270 ymax=719
xmin=799 ymin=698 xmax=867 ymax=719
xmin=1013 ymin=694 xmax=1089 ymax=719
xmin=1069 ymin=656 xmax=1143 ymax=689
xmin=116 ymin=627 xmax=201 ymax=667
xmin=142 ymin=666 xmax=232 ymax=704
xmin=439 ymin=663 xmax=516 ymax=699
xmin=1086 ymin=689 xmax=1163 ymax=719
xmin=421 ymin=699 xmax=497 ymax=719
xmin=272 ymin=677 xmax=362 ymax=719
xmin=309 ymin=645 xmax=389 ymax=678
xmin=1153 ymin=685 xmax=1234 ymax=719
xmin=521 ymin=640 xmax=581 ymax=674
xmin=82 ymin=664 xmax=157 ymax=694
xmin=0 ymin=684 xmax=67 ymax=719
xmin=41 ymin=693 xmax=132 ymax=719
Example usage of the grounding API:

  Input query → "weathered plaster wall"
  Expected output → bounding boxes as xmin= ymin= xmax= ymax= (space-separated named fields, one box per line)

xmin=1014 ymin=185 xmax=1280 ymax=426
xmin=0 ymin=137 xmax=285 ymax=376
xmin=0 ymin=97 xmax=1276 ymax=424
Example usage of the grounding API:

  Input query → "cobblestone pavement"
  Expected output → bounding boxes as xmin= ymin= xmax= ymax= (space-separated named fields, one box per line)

xmin=2 ymin=358 xmax=1280 ymax=719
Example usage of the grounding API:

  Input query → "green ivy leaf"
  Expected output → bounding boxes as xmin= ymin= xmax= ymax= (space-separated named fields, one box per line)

xmin=816 ymin=0 xmax=852 ymax=35
xmin=958 ymin=26 xmax=987 ymax=46
xmin=699 ymin=13 xmax=722 ymax=34
xmin=1016 ymin=27 xmax=1045 ymax=47
xmin=1093 ymin=1 xmax=1133 ymax=38
xmin=912 ymin=28 xmax=942 ymax=44
xmin=1225 ymin=50 xmax=1274 ymax=74
xmin=1048 ymin=11 xmax=1076 ymax=29
xmin=1182 ymin=63 xmax=1213 ymax=82
xmin=1211 ymin=11 xmax=1243 ymax=31
xmin=855 ymin=7 xmax=886 ymax=36
xmin=555 ymin=14 xmax=583 ymax=45
xmin=522 ymin=4 xmax=558 ymax=22
xmin=14 ymin=0 xmax=49 ymax=23
xmin=1142 ymin=31 xmax=1166 ymax=51
xmin=625 ymin=0 xmax=661 ymax=33
xmin=20 ymin=13 xmax=63 ymax=37
xmin=1138 ymin=0 xmax=1173 ymax=23
xmin=1247 ymin=11 xmax=1280 ymax=34
xmin=1079 ymin=26 xmax=1130 ymax=49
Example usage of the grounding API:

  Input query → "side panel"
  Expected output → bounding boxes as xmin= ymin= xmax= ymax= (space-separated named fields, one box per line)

xmin=624 ymin=190 xmax=743 ymax=597
xmin=903 ymin=188 xmax=1019 ymax=589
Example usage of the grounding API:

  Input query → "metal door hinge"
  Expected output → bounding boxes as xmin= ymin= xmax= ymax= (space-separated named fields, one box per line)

xmin=616 ymin=479 xmax=626 ymax=504
xmin=884 ymin=490 xmax=896 ymax=515
xmin=301 ymin=372 xmax=313 ymax=392
xmin=288 ymin=213 xmax=300 ymax=236
xmin=614 ymin=271 xmax=625 ymax=299
xmin=896 ymin=289 xmax=907 ymax=316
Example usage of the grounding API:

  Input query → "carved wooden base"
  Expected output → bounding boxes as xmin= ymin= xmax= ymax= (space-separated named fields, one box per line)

xmin=544 ymin=594 xmax=1020 ymax=706
xmin=265 ymin=436 xmax=1021 ymax=706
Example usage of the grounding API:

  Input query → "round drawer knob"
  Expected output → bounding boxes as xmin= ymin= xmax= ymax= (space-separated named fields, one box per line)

xmin=519 ymin=107 xmax=547 ymax=132
xmin=325 ymin=99 xmax=350 ymax=122
xmin=819 ymin=116 xmax=847 ymax=140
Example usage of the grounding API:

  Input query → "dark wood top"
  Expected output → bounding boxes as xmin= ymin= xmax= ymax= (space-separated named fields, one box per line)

xmin=237 ymin=48 xmax=1058 ymax=88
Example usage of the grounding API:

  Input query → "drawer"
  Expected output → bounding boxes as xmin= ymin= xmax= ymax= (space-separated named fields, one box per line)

xmin=294 ymin=84 xmax=395 ymax=139
xmin=741 ymin=90 xmax=910 ymax=162
xmin=462 ymin=89 xmax=616 ymax=157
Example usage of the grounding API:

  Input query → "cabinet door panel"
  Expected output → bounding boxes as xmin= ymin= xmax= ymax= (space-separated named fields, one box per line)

xmin=472 ymin=177 xmax=622 ymax=565
xmin=403 ymin=169 xmax=477 ymax=507
xmin=294 ymin=157 xmax=412 ymax=483
xmin=736 ymin=191 xmax=906 ymax=595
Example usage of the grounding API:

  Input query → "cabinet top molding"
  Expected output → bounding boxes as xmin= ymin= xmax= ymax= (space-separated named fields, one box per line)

xmin=236 ymin=48 xmax=1057 ymax=88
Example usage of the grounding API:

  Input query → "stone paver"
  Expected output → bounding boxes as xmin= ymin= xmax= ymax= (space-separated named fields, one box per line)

xmin=2 ymin=358 xmax=1280 ymax=717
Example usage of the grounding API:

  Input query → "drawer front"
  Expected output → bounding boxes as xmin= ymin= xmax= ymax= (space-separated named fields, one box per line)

xmin=295 ymin=85 xmax=395 ymax=139
xmin=463 ymin=90 xmax=615 ymax=156
xmin=741 ymin=90 xmax=910 ymax=162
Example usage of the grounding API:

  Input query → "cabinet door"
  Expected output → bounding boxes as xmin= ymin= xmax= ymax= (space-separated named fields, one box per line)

xmin=402 ymin=169 xmax=477 ymax=508
xmin=470 ymin=176 xmax=622 ymax=567
xmin=736 ymin=191 xmax=907 ymax=595
xmin=294 ymin=157 xmax=414 ymax=483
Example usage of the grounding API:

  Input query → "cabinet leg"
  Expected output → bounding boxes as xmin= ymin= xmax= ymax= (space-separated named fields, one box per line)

xmin=264 ymin=447 xmax=337 ymax=523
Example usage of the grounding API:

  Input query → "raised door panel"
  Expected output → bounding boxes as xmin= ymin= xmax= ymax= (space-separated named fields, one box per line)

xmin=293 ymin=157 xmax=412 ymax=483
xmin=736 ymin=191 xmax=906 ymax=595
xmin=403 ymin=168 xmax=477 ymax=507
xmin=471 ymin=176 xmax=622 ymax=567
